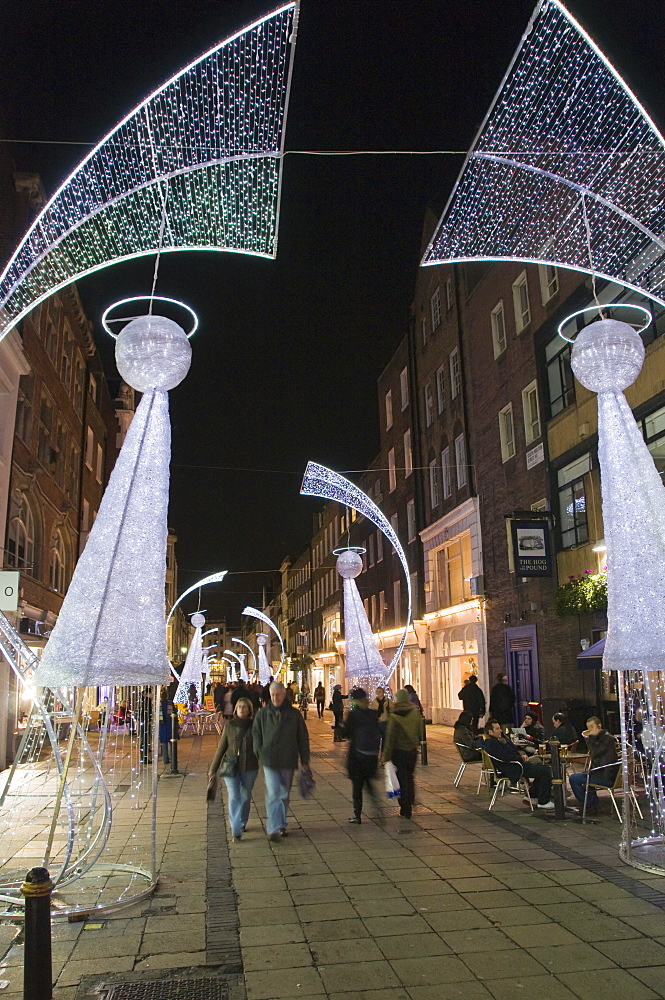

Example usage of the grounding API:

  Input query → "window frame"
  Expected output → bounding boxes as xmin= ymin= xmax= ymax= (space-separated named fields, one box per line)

xmin=385 ymin=389 xmax=393 ymax=430
xmin=455 ymin=434 xmax=468 ymax=489
xmin=522 ymin=380 xmax=541 ymax=445
xmin=512 ymin=271 xmax=531 ymax=332
xmin=491 ymin=300 xmax=507 ymax=358
xmin=431 ymin=287 xmax=442 ymax=331
xmin=441 ymin=447 xmax=452 ymax=499
xmin=403 ymin=429 xmax=413 ymax=477
xmin=424 ymin=383 xmax=434 ymax=427
xmin=436 ymin=365 xmax=446 ymax=413
xmin=406 ymin=499 xmax=416 ymax=542
xmin=429 ymin=459 xmax=439 ymax=509
xmin=538 ymin=263 xmax=559 ymax=304
xmin=400 ymin=367 xmax=409 ymax=410
xmin=388 ymin=447 xmax=396 ymax=492
xmin=499 ymin=403 xmax=516 ymax=462
xmin=449 ymin=348 xmax=461 ymax=399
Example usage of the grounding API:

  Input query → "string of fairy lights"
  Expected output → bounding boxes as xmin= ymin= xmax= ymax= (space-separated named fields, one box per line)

xmin=423 ymin=0 xmax=665 ymax=308
xmin=0 ymin=3 xmax=297 ymax=340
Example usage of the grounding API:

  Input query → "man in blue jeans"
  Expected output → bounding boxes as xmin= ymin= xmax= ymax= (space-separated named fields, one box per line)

xmin=482 ymin=719 xmax=554 ymax=809
xmin=569 ymin=716 xmax=619 ymax=816
xmin=252 ymin=681 xmax=311 ymax=842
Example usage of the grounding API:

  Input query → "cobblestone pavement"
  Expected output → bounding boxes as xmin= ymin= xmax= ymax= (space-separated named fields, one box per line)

xmin=2 ymin=714 xmax=665 ymax=998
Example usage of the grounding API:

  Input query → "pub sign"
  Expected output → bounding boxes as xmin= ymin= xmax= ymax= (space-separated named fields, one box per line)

xmin=510 ymin=519 xmax=552 ymax=576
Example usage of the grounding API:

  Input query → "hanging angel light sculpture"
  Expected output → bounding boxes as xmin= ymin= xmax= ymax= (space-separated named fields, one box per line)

xmin=569 ymin=311 xmax=665 ymax=870
xmin=256 ymin=634 xmax=272 ymax=686
xmin=336 ymin=549 xmax=390 ymax=692
xmin=175 ymin=613 xmax=206 ymax=706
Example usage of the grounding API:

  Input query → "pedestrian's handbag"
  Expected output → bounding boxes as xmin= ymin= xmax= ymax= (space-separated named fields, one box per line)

xmin=206 ymin=774 xmax=218 ymax=800
xmin=299 ymin=765 xmax=316 ymax=799
xmin=219 ymin=752 xmax=239 ymax=778
xmin=384 ymin=760 xmax=401 ymax=798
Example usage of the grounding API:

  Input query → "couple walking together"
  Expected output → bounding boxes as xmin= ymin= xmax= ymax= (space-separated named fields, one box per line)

xmin=209 ymin=681 xmax=310 ymax=842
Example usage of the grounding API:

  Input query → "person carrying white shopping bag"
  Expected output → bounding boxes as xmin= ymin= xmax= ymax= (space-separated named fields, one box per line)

xmin=382 ymin=689 xmax=421 ymax=819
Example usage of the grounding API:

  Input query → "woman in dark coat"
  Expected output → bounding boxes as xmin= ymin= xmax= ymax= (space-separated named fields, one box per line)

xmin=339 ymin=688 xmax=382 ymax=824
xmin=331 ymin=684 xmax=347 ymax=741
xmin=208 ymin=697 xmax=258 ymax=841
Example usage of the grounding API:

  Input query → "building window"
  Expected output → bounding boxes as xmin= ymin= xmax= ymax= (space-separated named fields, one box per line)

xmin=431 ymin=287 xmax=442 ymax=331
xmin=378 ymin=590 xmax=385 ymax=629
xmin=7 ymin=497 xmax=35 ymax=572
xmin=393 ymin=579 xmax=401 ymax=624
xmin=522 ymin=381 xmax=541 ymax=445
xmin=95 ymin=442 xmax=104 ymax=483
xmin=642 ymin=404 xmax=665 ymax=476
xmin=491 ymin=300 xmax=507 ymax=357
xmin=385 ymin=389 xmax=393 ymax=430
xmin=60 ymin=332 xmax=74 ymax=392
xmin=82 ymin=499 xmax=90 ymax=533
xmin=455 ymin=434 xmax=468 ymax=488
xmin=512 ymin=271 xmax=531 ymax=332
xmin=449 ymin=348 xmax=461 ymax=399
xmin=388 ymin=448 xmax=396 ymax=492
xmin=499 ymin=404 xmax=516 ymax=462
xmin=436 ymin=365 xmax=445 ymax=413
xmin=441 ymin=447 xmax=452 ymax=499
xmin=390 ymin=512 xmax=399 ymax=537
xmin=404 ymin=429 xmax=413 ymax=477
xmin=446 ymin=277 xmax=453 ymax=312
xmin=546 ymin=336 xmax=575 ymax=416
xmin=15 ymin=374 xmax=34 ymax=444
xmin=85 ymin=427 xmax=94 ymax=469
xmin=429 ymin=459 xmax=439 ymax=509
xmin=73 ymin=359 xmax=85 ymax=416
xmin=45 ymin=318 xmax=58 ymax=364
xmin=435 ymin=533 xmax=472 ymax=608
xmin=407 ymin=499 xmax=416 ymax=542
xmin=539 ymin=263 xmax=559 ymax=304
xmin=557 ymin=453 xmax=591 ymax=548
xmin=68 ymin=443 xmax=80 ymax=506
xmin=89 ymin=373 xmax=98 ymax=404
xmin=54 ymin=421 xmax=66 ymax=489
xmin=49 ymin=532 xmax=67 ymax=593
xmin=376 ymin=531 xmax=383 ymax=562
xmin=37 ymin=394 xmax=54 ymax=468
xmin=368 ymin=533 xmax=375 ymax=567
xmin=400 ymin=367 xmax=409 ymax=409
xmin=421 ymin=316 xmax=427 ymax=346
xmin=424 ymin=383 xmax=434 ymax=427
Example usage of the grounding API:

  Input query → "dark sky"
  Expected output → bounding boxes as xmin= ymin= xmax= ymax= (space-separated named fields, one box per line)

xmin=2 ymin=0 xmax=665 ymax=626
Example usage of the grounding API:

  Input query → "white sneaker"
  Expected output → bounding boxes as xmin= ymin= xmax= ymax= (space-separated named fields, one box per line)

xmin=537 ymin=801 xmax=555 ymax=810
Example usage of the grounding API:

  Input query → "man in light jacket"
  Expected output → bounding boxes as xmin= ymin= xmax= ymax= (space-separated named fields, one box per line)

xmin=252 ymin=681 xmax=310 ymax=841
xmin=382 ymin=689 xmax=422 ymax=819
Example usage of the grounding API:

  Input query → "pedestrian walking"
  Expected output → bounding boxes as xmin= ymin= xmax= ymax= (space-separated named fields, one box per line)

xmin=488 ymin=673 xmax=515 ymax=727
xmin=209 ymin=698 xmax=259 ymax=841
xmin=252 ymin=681 xmax=311 ymax=842
xmin=382 ymin=689 xmax=421 ymax=819
xmin=371 ymin=686 xmax=390 ymax=745
xmin=339 ymin=688 xmax=382 ymax=824
xmin=331 ymin=684 xmax=346 ymax=741
xmin=404 ymin=684 xmax=423 ymax=714
xmin=458 ymin=674 xmax=486 ymax=733
xmin=158 ymin=686 xmax=177 ymax=764
xmin=314 ymin=682 xmax=326 ymax=718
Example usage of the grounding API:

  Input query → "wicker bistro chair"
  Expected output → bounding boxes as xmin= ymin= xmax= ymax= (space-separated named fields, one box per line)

xmin=582 ymin=757 xmax=643 ymax=822
xmin=481 ymin=750 xmax=534 ymax=812
xmin=453 ymin=743 xmax=484 ymax=790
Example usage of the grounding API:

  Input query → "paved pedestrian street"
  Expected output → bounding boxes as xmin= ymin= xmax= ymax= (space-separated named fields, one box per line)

xmin=2 ymin=716 xmax=665 ymax=998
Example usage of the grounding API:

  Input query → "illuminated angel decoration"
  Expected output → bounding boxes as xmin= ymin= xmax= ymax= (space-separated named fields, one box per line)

xmin=0 ymin=2 xmax=299 ymax=340
xmin=175 ymin=613 xmax=206 ymax=704
xmin=255 ymin=634 xmax=272 ymax=686
xmin=336 ymin=550 xmax=390 ymax=686
xmin=242 ymin=606 xmax=285 ymax=666
xmin=300 ymin=461 xmax=412 ymax=679
xmin=423 ymin=0 xmax=665 ymax=307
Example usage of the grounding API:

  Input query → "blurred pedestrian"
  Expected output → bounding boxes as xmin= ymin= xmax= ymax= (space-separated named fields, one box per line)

xmin=158 ymin=686 xmax=177 ymax=764
xmin=404 ymin=684 xmax=423 ymax=714
xmin=458 ymin=675 xmax=486 ymax=733
xmin=382 ymin=689 xmax=421 ymax=819
xmin=371 ymin=686 xmax=390 ymax=745
xmin=489 ymin=673 xmax=515 ymax=727
xmin=331 ymin=684 xmax=346 ymax=741
xmin=339 ymin=688 xmax=382 ymax=824
xmin=252 ymin=681 xmax=311 ymax=841
xmin=209 ymin=698 xmax=258 ymax=841
xmin=314 ymin=682 xmax=326 ymax=718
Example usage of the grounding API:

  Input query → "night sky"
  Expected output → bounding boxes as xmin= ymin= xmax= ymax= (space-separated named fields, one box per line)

xmin=2 ymin=0 xmax=664 ymax=626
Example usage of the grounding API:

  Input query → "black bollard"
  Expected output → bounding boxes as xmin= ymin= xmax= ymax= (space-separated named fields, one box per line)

xmin=548 ymin=738 xmax=566 ymax=820
xmin=420 ymin=718 xmax=429 ymax=767
xmin=21 ymin=866 xmax=53 ymax=1000
xmin=170 ymin=709 xmax=179 ymax=775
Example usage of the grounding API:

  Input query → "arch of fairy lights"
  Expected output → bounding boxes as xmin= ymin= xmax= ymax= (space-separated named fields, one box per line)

xmin=0 ymin=1 xmax=299 ymax=340
xmin=300 ymin=462 xmax=412 ymax=680
xmin=242 ymin=607 xmax=285 ymax=666
xmin=422 ymin=0 xmax=665 ymax=308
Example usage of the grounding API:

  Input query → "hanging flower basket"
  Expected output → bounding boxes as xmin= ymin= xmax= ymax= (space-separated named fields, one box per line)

xmin=554 ymin=570 xmax=607 ymax=617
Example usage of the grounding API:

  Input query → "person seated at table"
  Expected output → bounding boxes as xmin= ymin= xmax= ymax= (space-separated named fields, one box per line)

xmin=482 ymin=719 xmax=554 ymax=809
xmin=453 ymin=711 xmax=482 ymax=762
xmin=568 ymin=716 xmax=619 ymax=816
xmin=521 ymin=711 xmax=546 ymax=748
xmin=551 ymin=712 xmax=578 ymax=748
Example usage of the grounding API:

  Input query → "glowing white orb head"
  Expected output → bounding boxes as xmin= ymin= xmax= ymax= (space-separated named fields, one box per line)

xmin=571 ymin=319 xmax=645 ymax=394
xmin=191 ymin=612 xmax=206 ymax=628
xmin=337 ymin=550 xmax=363 ymax=580
xmin=115 ymin=315 xmax=192 ymax=392
xmin=256 ymin=633 xmax=268 ymax=646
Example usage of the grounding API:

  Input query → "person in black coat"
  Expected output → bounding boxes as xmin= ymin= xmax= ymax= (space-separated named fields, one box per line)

xmin=551 ymin=712 xmax=578 ymax=748
xmin=489 ymin=674 xmax=515 ymax=727
xmin=453 ymin=711 xmax=482 ymax=762
xmin=331 ymin=685 xmax=347 ymax=741
xmin=482 ymin=719 xmax=553 ymax=808
xmin=339 ymin=688 xmax=382 ymax=824
xmin=458 ymin=675 xmax=486 ymax=733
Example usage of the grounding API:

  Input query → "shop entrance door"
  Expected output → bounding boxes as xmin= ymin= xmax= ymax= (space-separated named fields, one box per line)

xmin=504 ymin=625 xmax=540 ymax=724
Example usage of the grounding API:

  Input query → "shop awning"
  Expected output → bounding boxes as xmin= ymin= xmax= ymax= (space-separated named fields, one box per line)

xmin=577 ymin=637 xmax=605 ymax=670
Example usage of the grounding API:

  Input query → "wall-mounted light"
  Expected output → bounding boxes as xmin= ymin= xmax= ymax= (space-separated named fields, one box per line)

xmin=592 ymin=539 xmax=607 ymax=553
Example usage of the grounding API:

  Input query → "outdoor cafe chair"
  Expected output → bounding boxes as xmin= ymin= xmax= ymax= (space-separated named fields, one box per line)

xmin=453 ymin=742 xmax=483 ymax=791
xmin=581 ymin=757 xmax=643 ymax=822
xmin=481 ymin=751 xmax=534 ymax=812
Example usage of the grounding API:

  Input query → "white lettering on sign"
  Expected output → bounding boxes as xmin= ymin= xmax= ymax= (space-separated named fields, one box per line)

xmin=526 ymin=442 xmax=544 ymax=470
xmin=0 ymin=572 xmax=20 ymax=612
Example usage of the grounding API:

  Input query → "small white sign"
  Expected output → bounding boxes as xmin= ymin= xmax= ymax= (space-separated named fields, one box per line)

xmin=526 ymin=442 xmax=544 ymax=470
xmin=0 ymin=572 xmax=20 ymax=611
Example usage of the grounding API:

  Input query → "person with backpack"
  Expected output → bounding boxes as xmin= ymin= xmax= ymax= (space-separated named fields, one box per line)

xmin=339 ymin=687 xmax=382 ymax=824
